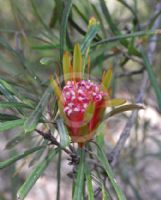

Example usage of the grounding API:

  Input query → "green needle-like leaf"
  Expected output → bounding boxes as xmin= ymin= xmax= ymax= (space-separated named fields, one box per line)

xmin=85 ymin=166 xmax=94 ymax=200
xmin=29 ymin=140 xmax=48 ymax=167
xmin=0 ymin=80 xmax=17 ymax=103
xmin=81 ymin=23 xmax=101 ymax=54
xmin=117 ymin=0 xmax=139 ymax=24
xmin=60 ymin=0 xmax=73 ymax=64
xmin=99 ymin=0 xmax=140 ymax=56
xmin=92 ymin=30 xmax=161 ymax=48
xmin=17 ymin=148 xmax=58 ymax=200
xmin=102 ymin=184 xmax=110 ymax=200
xmin=49 ymin=0 xmax=63 ymax=28
xmin=100 ymin=0 xmax=118 ymax=33
xmin=73 ymin=149 xmax=85 ymax=200
xmin=0 ymin=146 xmax=44 ymax=169
xmin=56 ymin=150 xmax=62 ymax=200
xmin=56 ymin=119 xmax=70 ymax=148
xmin=97 ymin=145 xmax=126 ymax=200
xmin=5 ymin=133 xmax=26 ymax=150
xmin=141 ymin=49 xmax=161 ymax=111
xmin=0 ymin=113 xmax=19 ymax=122
xmin=32 ymin=44 xmax=60 ymax=50
xmin=0 ymin=119 xmax=25 ymax=132
xmin=104 ymin=104 xmax=143 ymax=120
xmin=0 ymin=101 xmax=32 ymax=109
xmin=24 ymin=87 xmax=52 ymax=133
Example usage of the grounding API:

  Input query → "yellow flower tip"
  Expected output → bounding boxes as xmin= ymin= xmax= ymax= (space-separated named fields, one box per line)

xmin=89 ymin=16 xmax=97 ymax=27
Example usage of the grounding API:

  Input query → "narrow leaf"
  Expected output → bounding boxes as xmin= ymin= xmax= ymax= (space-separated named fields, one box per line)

xmin=81 ymin=23 xmax=100 ymax=54
xmin=102 ymin=184 xmax=110 ymax=200
xmin=97 ymin=146 xmax=126 ymax=200
xmin=0 ymin=119 xmax=25 ymax=132
xmin=5 ymin=134 xmax=26 ymax=150
xmin=104 ymin=104 xmax=143 ymax=120
xmin=141 ymin=49 xmax=161 ymax=111
xmin=60 ymin=0 xmax=73 ymax=63
xmin=108 ymin=98 xmax=126 ymax=107
xmin=0 ymin=146 xmax=44 ymax=169
xmin=49 ymin=0 xmax=63 ymax=28
xmin=0 ymin=101 xmax=32 ymax=109
xmin=56 ymin=150 xmax=62 ymax=200
xmin=0 ymin=80 xmax=17 ymax=102
xmin=29 ymin=140 xmax=48 ymax=167
xmin=24 ymin=87 xmax=51 ymax=133
xmin=99 ymin=0 xmax=140 ymax=56
xmin=117 ymin=0 xmax=138 ymax=24
xmin=92 ymin=30 xmax=161 ymax=48
xmin=100 ymin=0 xmax=119 ymax=35
xmin=32 ymin=44 xmax=60 ymax=50
xmin=0 ymin=113 xmax=19 ymax=122
xmin=31 ymin=0 xmax=51 ymax=33
xmin=91 ymin=4 xmax=106 ymax=37
xmin=73 ymin=149 xmax=85 ymax=200
xmin=17 ymin=148 xmax=58 ymax=200
xmin=56 ymin=119 xmax=70 ymax=147
xmin=85 ymin=167 xmax=94 ymax=200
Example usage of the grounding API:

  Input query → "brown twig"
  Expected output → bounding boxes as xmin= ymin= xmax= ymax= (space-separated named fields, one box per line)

xmin=35 ymin=129 xmax=71 ymax=155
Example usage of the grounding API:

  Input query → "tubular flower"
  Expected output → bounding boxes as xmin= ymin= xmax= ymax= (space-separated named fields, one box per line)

xmin=50 ymin=44 xmax=126 ymax=146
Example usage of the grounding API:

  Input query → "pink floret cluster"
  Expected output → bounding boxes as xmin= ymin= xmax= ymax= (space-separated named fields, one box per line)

xmin=62 ymin=80 xmax=107 ymax=116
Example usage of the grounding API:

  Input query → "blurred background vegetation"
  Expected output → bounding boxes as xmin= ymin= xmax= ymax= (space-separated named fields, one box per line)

xmin=0 ymin=0 xmax=161 ymax=199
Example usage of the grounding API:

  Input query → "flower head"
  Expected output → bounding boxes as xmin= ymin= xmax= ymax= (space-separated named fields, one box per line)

xmin=63 ymin=80 xmax=107 ymax=117
xmin=50 ymin=44 xmax=126 ymax=146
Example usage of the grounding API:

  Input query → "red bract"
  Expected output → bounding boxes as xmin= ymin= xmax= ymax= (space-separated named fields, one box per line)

xmin=62 ymin=80 xmax=107 ymax=142
xmin=50 ymin=43 xmax=126 ymax=146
